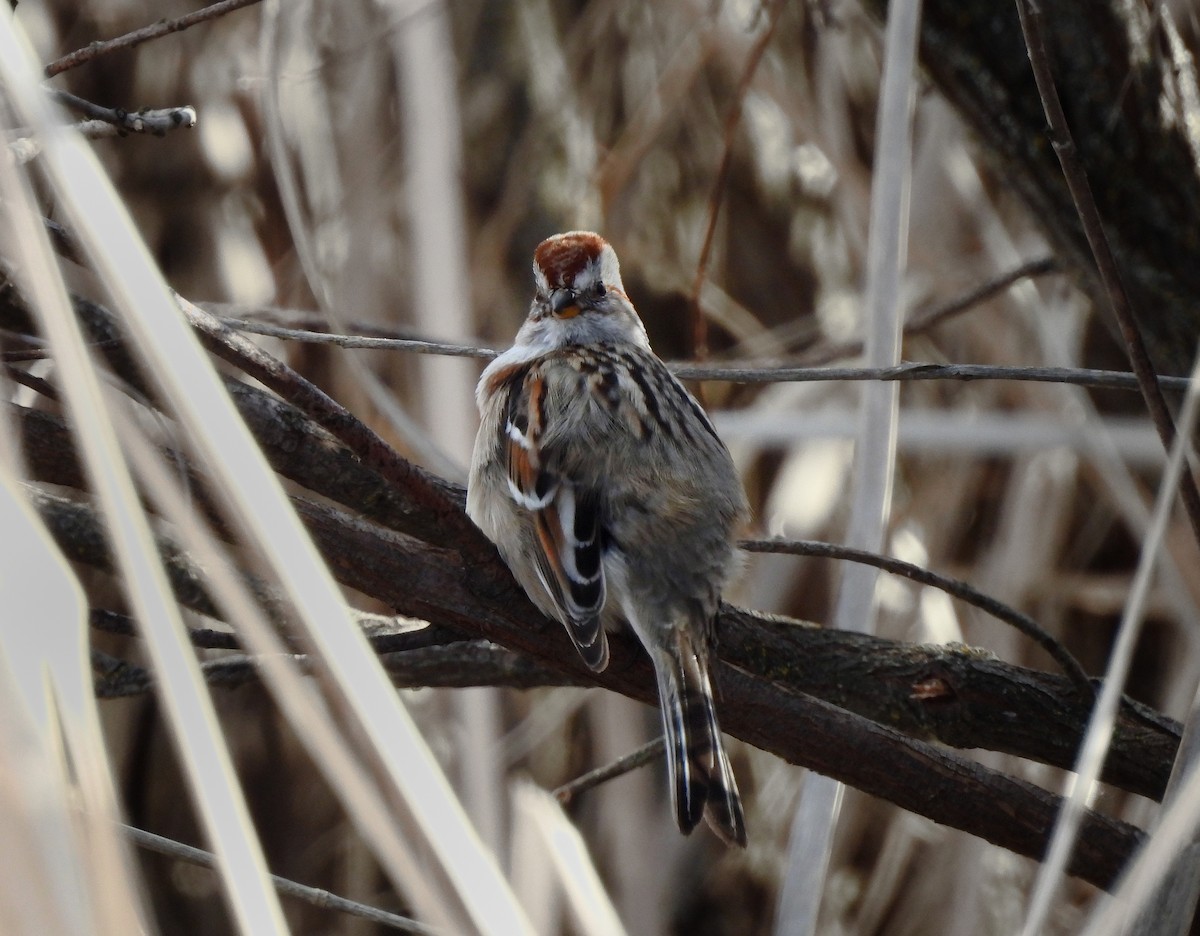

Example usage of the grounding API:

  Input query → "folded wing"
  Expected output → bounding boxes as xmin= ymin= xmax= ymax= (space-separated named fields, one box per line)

xmin=502 ymin=368 xmax=609 ymax=671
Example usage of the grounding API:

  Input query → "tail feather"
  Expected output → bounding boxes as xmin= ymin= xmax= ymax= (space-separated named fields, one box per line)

xmin=705 ymin=724 xmax=746 ymax=847
xmin=652 ymin=632 xmax=746 ymax=846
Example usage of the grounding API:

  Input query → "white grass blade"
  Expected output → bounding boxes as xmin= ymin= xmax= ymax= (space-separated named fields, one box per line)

xmin=1022 ymin=342 xmax=1200 ymax=934
xmin=773 ymin=775 xmax=843 ymax=935
xmin=775 ymin=1 xmax=922 ymax=931
xmin=0 ymin=464 xmax=149 ymax=935
xmin=1081 ymin=697 xmax=1200 ymax=936
xmin=0 ymin=18 xmax=290 ymax=934
xmin=0 ymin=650 xmax=90 ymax=935
xmin=834 ymin=0 xmax=921 ymax=636
xmin=381 ymin=0 xmax=503 ymax=855
xmin=511 ymin=781 xmax=628 ymax=936
xmin=106 ymin=391 xmax=453 ymax=930
xmin=0 ymin=407 xmax=149 ymax=935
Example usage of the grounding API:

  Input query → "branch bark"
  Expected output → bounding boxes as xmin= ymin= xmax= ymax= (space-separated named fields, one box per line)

xmin=13 ymin=400 xmax=1171 ymax=890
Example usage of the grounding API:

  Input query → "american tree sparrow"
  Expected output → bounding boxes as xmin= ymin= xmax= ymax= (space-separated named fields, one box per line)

xmin=467 ymin=231 xmax=748 ymax=845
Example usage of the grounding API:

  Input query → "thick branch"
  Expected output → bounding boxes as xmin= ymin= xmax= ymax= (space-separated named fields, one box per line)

xmin=23 ymin=476 xmax=1163 ymax=890
xmin=13 ymin=399 xmax=1177 ymax=805
xmin=92 ymin=641 xmax=569 ymax=698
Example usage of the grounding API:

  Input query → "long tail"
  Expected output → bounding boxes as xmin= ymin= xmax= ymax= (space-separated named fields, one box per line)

xmin=652 ymin=630 xmax=746 ymax=847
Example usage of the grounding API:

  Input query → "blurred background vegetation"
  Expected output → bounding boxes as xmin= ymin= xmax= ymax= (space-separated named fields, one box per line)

xmin=5 ymin=0 xmax=1200 ymax=933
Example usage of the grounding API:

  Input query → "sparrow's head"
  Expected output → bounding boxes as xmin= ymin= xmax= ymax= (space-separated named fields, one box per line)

xmin=514 ymin=232 xmax=650 ymax=350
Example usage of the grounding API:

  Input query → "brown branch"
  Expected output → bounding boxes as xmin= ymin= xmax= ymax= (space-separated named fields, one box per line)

xmin=13 ymin=397 xmax=1176 ymax=805
xmin=722 ymin=666 xmax=1140 ymax=888
xmin=1013 ymin=0 xmax=1200 ymax=549
xmin=554 ymin=739 xmax=666 ymax=806
xmin=92 ymin=641 xmax=570 ymax=699
xmin=741 ymin=537 xmax=1093 ymax=698
xmin=44 ymin=0 xmax=266 ymax=78
xmin=25 ymin=475 xmax=1168 ymax=889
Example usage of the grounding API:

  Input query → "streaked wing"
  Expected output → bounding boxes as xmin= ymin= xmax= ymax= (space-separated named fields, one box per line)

xmin=501 ymin=365 xmax=609 ymax=671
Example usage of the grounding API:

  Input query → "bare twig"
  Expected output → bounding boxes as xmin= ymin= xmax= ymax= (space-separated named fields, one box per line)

xmin=553 ymin=738 xmax=666 ymax=806
xmin=689 ymin=0 xmax=787 ymax=359
xmin=207 ymin=256 xmax=1056 ymax=368
xmin=741 ymin=537 xmax=1093 ymax=699
xmin=125 ymin=825 xmax=435 ymax=934
xmin=90 ymin=608 xmax=241 ymax=650
xmin=908 ymin=256 xmax=1058 ymax=333
xmin=217 ymin=315 xmax=497 ymax=359
xmin=41 ymin=216 xmax=82 ymax=264
xmin=2 ymin=335 xmax=119 ymax=362
xmin=0 ymin=348 xmax=53 ymax=362
xmin=53 ymin=90 xmax=196 ymax=137
xmin=44 ymin=0 xmax=265 ymax=77
xmin=771 ymin=255 xmax=1059 ymax=365
xmin=1014 ymin=0 xmax=1200 ymax=548
xmin=671 ymin=360 xmax=1193 ymax=392
xmin=92 ymin=640 xmax=571 ymax=699
xmin=3 ymin=362 xmax=60 ymax=399
xmin=208 ymin=316 xmax=1195 ymax=393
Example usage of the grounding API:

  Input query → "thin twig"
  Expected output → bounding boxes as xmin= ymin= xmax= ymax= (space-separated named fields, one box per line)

xmin=44 ymin=0 xmax=266 ymax=77
xmin=689 ymin=0 xmax=787 ymax=359
xmin=766 ymin=255 xmax=1059 ymax=365
xmin=1014 ymin=0 xmax=1200 ymax=548
xmin=2 ymin=335 xmax=120 ymax=363
xmin=205 ymin=317 xmax=1196 ymax=393
xmin=52 ymin=90 xmax=196 ymax=137
xmin=218 ymin=315 xmax=497 ymax=359
xmin=201 ymin=302 xmax=452 ymax=341
xmin=209 ymin=255 xmax=1056 ymax=368
xmin=670 ymin=360 xmax=1194 ymax=391
xmin=741 ymin=537 xmax=1094 ymax=699
xmin=3 ymin=363 xmax=60 ymax=399
xmin=909 ymin=256 xmax=1058 ymax=333
xmin=553 ymin=738 xmax=666 ymax=805
xmin=0 ymin=348 xmax=53 ymax=362
xmin=125 ymin=824 xmax=436 ymax=934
